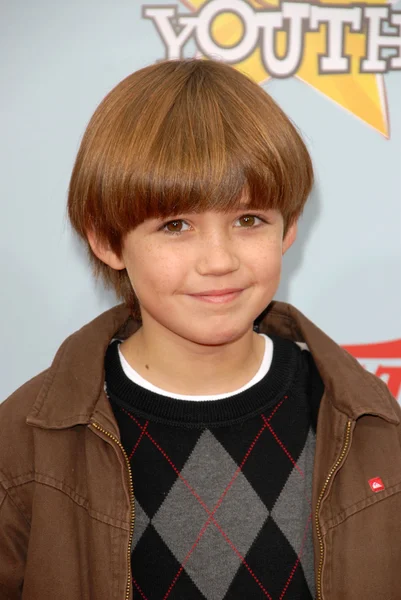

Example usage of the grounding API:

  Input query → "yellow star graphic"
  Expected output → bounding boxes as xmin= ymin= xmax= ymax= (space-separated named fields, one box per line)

xmin=182 ymin=0 xmax=389 ymax=136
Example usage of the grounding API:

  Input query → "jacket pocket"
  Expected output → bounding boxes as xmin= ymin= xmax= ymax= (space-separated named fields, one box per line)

xmin=323 ymin=485 xmax=401 ymax=599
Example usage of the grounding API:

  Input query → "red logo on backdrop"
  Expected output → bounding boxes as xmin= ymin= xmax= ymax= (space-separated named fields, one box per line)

xmin=342 ymin=339 xmax=401 ymax=404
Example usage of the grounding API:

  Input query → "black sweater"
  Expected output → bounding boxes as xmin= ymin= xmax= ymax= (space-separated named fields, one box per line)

xmin=105 ymin=335 xmax=324 ymax=600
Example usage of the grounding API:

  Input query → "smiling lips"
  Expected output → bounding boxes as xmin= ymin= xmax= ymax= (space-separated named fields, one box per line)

xmin=189 ymin=288 xmax=244 ymax=304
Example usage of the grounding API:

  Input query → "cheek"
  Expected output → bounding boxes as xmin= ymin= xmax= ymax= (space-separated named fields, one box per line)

xmin=124 ymin=244 xmax=184 ymax=296
xmin=259 ymin=258 xmax=282 ymax=291
xmin=251 ymin=239 xmax=283 ymax=278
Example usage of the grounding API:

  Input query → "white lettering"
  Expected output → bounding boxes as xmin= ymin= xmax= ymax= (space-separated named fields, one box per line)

xmin=143 ymin=1 xmax=401 ymax=76
xmin=361 ymin=7 xmax=401 ymax=72
xmin=196 ymin=0 xmax=258 ymax=63
xmin=310 ymin=6 xmax=362 ymax=73
xmin=142 ymin=7 xmax=197 ymax=59
xmin=259 ymin=2 xmax=309 ymax=78
xmin=389 ymin=12 xmax=401 ymax=69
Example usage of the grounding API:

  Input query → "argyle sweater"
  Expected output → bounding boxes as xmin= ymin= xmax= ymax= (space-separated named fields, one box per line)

xmin=105 ymin=335 xmax=324 ymax=600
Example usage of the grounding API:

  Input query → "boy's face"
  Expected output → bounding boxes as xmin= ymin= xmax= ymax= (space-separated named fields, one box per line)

xmin=90 ymin=206 xmax=297 ymax=345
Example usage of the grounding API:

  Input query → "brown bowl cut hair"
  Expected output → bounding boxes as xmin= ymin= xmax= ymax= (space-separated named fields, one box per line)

xmin=68 ymin=58 xmax=313 ymax=317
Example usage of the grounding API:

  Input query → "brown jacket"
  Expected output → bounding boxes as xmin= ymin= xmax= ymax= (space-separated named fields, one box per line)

xmin=1 ymin=302 xmax=400 ymax=600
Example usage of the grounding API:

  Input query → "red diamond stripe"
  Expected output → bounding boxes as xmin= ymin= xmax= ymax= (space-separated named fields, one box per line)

xmin=163 ymin=510 xmax=213 ymax=600
xmin=124 ymin=411 xmax=275 ymax=599
xmin=206 ymin=420 xmax=268 ymax=519
xmin=261 ymin=414 xmax=305 ymax=478
xmin=122 ymin=410 xmax=212 ymax=515
xmin=212 ymin=517 xmax=274 ymax=599
xmin=162 ymin=420 xmax=273 ymax=597
xmin=267 ymin=396 xmax=287 ymax=421
xmin=122 ymin=396 xmax=288 ymax=598
xmin=132 ymin=576 xmax=149 ymax=600
xmin=122 ymin=396 xmax=284 ymax=524
xmin=163 ymin=507 xmax=274 ymax=600
xmin=122 ymin=409 xmax=263 ymax=587
xmin=204 ymin=395 xmax=291 ymax=540
xmin=279 ymin=512 xmax=313 ymax=600
xmin=129 ymin=420 xmax=149 ymax=460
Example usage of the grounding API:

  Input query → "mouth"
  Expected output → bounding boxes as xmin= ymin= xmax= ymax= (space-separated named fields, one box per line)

xmin=189 ymin=289 xmax=244 ymax=304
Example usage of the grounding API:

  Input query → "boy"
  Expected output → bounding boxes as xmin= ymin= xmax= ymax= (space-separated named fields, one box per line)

xmin=0 ymin=58 xmax=400 ymax=600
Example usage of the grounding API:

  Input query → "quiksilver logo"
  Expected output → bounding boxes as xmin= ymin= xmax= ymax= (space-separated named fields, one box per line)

xmin=368 ymin=477 xmax=385 ymax=492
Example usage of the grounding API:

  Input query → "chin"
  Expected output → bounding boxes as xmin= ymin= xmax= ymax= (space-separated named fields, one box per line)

xmin=182 ymin=321 xmax=253 ymax=347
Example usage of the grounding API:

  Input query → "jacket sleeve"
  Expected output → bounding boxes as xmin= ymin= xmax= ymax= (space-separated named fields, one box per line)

xmin=0 ymin=483 xmax=28 ymax=600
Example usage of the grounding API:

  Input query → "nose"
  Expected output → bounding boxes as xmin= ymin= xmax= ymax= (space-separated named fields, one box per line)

xmin=195 ymin=234 xmax=240 ymax=276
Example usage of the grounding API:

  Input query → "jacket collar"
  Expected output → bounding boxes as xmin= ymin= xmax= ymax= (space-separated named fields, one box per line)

xmin=258 ymin=302 xmax=399 ymax=423
xmin=26 ymin=301 xmax=399 ymax=431
xmin=27 ymin=304 xmax=133 ymax=434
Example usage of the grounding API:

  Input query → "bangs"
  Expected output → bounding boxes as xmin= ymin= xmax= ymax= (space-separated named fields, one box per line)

xmin=68 ymin=59 xmax=313 ymax=250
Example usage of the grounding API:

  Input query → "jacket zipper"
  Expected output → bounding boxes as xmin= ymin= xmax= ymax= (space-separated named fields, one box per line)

xmin=91 ymin=421 xmax=135 ymax=600
xmin=315 ymin=419 xmax=352 ymax=600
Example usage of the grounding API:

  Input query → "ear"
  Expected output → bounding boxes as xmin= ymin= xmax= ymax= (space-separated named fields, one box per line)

xmin=86 ymin=229 xmax=126 ymax=270
xmin=282 ymin=220 xmax=298 ymax=255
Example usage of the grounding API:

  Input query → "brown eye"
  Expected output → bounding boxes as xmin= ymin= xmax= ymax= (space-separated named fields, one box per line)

xmin=165 ymin=220 xmax=183 ymax=233
xmin=161 ymin=219 xmax=191 ymax=234
xmin=238 ymin=215 xmax=257 ymax=227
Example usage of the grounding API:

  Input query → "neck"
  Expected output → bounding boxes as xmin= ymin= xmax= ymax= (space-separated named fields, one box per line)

xmin=119 ymin=324 xmax=265 ymax=396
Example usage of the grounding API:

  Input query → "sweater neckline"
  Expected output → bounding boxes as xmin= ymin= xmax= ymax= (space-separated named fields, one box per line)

xmin=105 ymin=334 xmax=300 ymax=427
xmin=117 ymin=334 xmax=273 ymax=401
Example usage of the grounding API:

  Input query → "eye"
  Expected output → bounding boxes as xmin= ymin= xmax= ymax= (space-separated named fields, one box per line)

xmin=161 ymin=219 xmax=191 ymax=235
xmin=235 ymin=215 xmax=265 ymax=228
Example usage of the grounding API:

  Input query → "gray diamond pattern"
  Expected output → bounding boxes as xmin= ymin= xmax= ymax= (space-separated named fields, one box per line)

xmin=132 ymin=499 xmax=150 ymax=551
xmin=271 ymin=428 xmax=316 ymax=596
xmin=152 ymin=430 xmax=268 ymax=600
